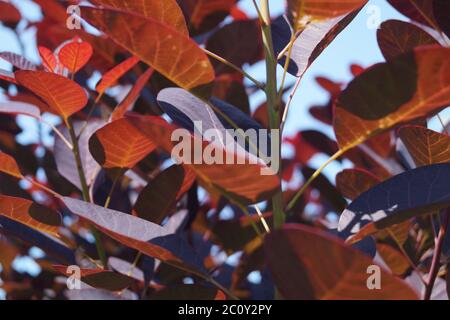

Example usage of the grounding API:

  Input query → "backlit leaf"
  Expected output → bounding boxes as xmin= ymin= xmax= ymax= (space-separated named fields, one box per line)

xmin=265 ymin=224 xmax=418 ymax=299
xmin=180 ymin=0 xmax=236 ymax=32
xmin=287 ymin=0 xmax=367 ymax=31
xmin=398 ymin=125 xmax=450 ymax=167
xmin=336 ymin=168 xmax=381 ymax=200
xmin=0 ymin=151 xmax=23 ymax=179
xmin=377 ymin=20 xmax=439 ymax=61
xmin=38 ymin=46 xmax=57 ymax=72
xmin=96 ymin=56 xmax=140 ymax=95
xmin=81 ymin=7 xmax=215 ymax=97
xmin=15 ymin=70 xmax=88 ymax=120
xmin=0 ymin=195 xmax=61 ymax=236
xmin=58 ymin=38 xmax=93 ymax=74
xmin=91 ymin=0 xmax=188 ymax=34
xmin=89 ymin=118 xmax=157 ymax=169
xmin=334 ymin=46 xmax=450 ymax=151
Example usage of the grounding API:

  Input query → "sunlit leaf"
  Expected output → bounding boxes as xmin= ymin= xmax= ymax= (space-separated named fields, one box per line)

xmin=336 ymin=168 xmax=381 ymax=200
xmin=91 ymin=0 xmax=188 ymax=34
xmin=15 ymin=70 xmax=88 ymax=120
xmin=265 ymin=224 xmax=418 ymax=299
xmin=58 ymin=38 xmax=93 ymax=74
xmin=0 ymin=195 xmax=61 ymax=236
xmin=338 ymin=163 xmax=450 ymax=243
xmin=0 ymin=151 xmax=23 ymax=179
xmin=334 ymin=46 xmax=450 ymax=151
xmin=111 ymin=68 xmax=154 ymax=121
xmin=89 ymin=118 xmax=157 ymax=169
xmin=81 ymin=7 xmax=215 ymax=97
xmin=96 ymin=56 xmax=140 ymax=95
xmin=286 ymin=0 xmax=367 ymax=31
xmin=38 ymin=46 xmax=58 ymax=72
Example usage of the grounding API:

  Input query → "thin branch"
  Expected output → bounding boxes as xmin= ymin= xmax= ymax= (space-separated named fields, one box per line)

xmin=202 ymin=49 xmax=265 ymax=90
xmin=40 ymin=117 xmax=73 ymax=150
xmin=280 ymin=75 xmax=302 ymax=135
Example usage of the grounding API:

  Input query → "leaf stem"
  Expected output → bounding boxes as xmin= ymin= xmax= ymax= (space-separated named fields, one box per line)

xmin=424 ymin=210 xmax=449 ymax=300
xmin=259 ymin=0 xmax=285 ymax=229
xmin=67 ymin=119 xmax=107 ymax=268
xmin=203 ymin=49 xmax=265 ymax=90
xmin=286 ymin=149 xmax=345 ymax=211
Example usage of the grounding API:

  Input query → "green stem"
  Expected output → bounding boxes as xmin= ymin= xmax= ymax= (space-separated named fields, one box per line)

xmin=286 ymin=149 xmax=345 ymax=212
xmin=67 ymin=119 xmax=107 ymax=268
xmin=259 ymin=0 xmax=285 ymax=229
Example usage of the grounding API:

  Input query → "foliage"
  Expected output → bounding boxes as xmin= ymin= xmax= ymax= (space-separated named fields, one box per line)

xmin=0 ymin=0 xmax=449 ymax=300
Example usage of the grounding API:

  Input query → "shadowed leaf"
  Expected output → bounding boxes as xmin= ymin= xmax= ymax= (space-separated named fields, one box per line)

xmin=265 ymin=224 xmax=418 ymax=299
xmin=433 ymin=0 xmax=450 ymax=38
xmin=377 ymin=20 xmax=439 ymax=61
xmin=150 ymin=284 xmax=226 ymax=300
xmin=0 ymin=52 xmax=37 ymax=70
xmin=387 ymin=0 xmax=435 ymax=29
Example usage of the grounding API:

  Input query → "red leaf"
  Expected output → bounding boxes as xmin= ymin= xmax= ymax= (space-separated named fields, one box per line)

xmin=336 ymin=168 xmax=381 ymax=200
xmin=59 ymin=38 xmax=93 ymax=74
xmin=0 ymin=1 xmax=21 ymax=25
xmin=81 ymin=7 xmax=215 ymax=97
xmin=265 ymin=224 xmax=418 ymax=299
xmin=0 ymin=195 xmax=62 ymax=236
xmin=38 ymin=46 xmax=58 ymax=72
xmin=96 ymin=56 xmax=139 ymax=95
xmin=15 ymin=70 xmax=88 ymax=120
xmin=0 ymin=151 xmax=23 ymax=179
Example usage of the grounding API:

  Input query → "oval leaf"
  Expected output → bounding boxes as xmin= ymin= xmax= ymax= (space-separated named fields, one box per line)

xmin=59 ymin=38 xmax=93 ymax=74
xmin=96 ymin=56 xmax=140 ymax=95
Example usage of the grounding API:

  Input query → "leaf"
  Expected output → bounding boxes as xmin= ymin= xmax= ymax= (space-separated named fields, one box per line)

xmin=272 ymin=10 xmax=360 ymax=77
xmin=108 ymin=257 xmax=145 ymax=282
xmin=150 ymin=284 xmax=226 ymax=300
xmin=91 ymin=0 xmax=188 ymax=34
xmin=387 ymin=0 xmax=435 ymax=29
xmin=53 ymin=265 xmax=134 ymax=291
xmin=0 ymin=195 xmax=61 ymax=236
xmin=0 ymin=101 xmax=41 ymax=119
xmin=15 ymin=71 xmax=88 ymax=120
xmin=54 ymin=120 xmax=104 ymax=190
xmin=126 ymin=114 xmax=279 ymax=204
xmin=110 ymin=68 xmax=154 ymax=121
xmin=398 ymin=125 xmax=450 ymax=167
xmin=61 ymin=197 xmax=207 ymax=277
xmin=336 ymin=168 xmax=381 ymax=200
xmin=286 ymin=0 xmax=367 ymax=31
xmin=433 ymin=0 xmax=450 ymax=38
xmin=58 ymin=38 xmax=93 ymax=74
xmin=376 ymin=243 xmax=410 ymax=276
xmin=181 ymin=0 xmax=236 ymax=33
xmin=377 ymin=20 xmax=439 ymax=61
xmin=206 ymin=20 xmax=262 ymax=75
xmin=0 ymin=68 xmax=16 ymax=83
xmin=89 ymin=118 xmax=157 ymax=169
xmin=65 ymin=288 xmax=134 ymax=300
xmin=0 ymin=52 xmax=38 ymax=70
xmin=338 ymin=163 xmax=450 ymax=243
xmin=133 ymin=165 xmax=185 ymax=224
xmin=38 ymin=46 xmax=57 ymax=72
xmin=96 ymin=56 xmax=140 ymax=95
xmin=264 ymin=224 xmax=418 ymax=299
xmin=0 ymin=151 xmax=23 ymax=179
xmin=334 ymin=46 xmax=450 ymax=151
xmin=81 ymin=7 xmax=215 ymax=97
xmin=0 ymin=1 xmax=21 ymax=25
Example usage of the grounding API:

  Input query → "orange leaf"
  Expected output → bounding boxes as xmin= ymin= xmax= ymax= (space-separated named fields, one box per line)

xmin=287 ymin=0 xmax=367 ymax=30
xmin=334 ymin=46 xmax=450 ymax=151
xmin=336 ymin=168 xmax=381 ymax=200
xmin=59 ymin=39 xmax=93 ymax=74
xmin=111 ymin=68 xmax=154 ymax=121
xmin=91 ymin=0 xmax=188 ymax=34
xmin=96 ymin=56 xmax=139 ymax=95
xmin=81 ymin=7 xmax=215 ymax=97
xmin=38 ymin=46 xmax=58 ymax=72
xmin=188 ymin=0 xmax=236 ymax=29
xmin=398 ymin=125 xmax=450 ymax=167
xmin=0 ymin=151 xmax=23 ymax=179
xmin=0 ymin=195 xmax=61 ymax=236
xmin=15 ymin=70 xmax=88 ymax=120
xmin=89 ymin=118 xmax=158 ymax=169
